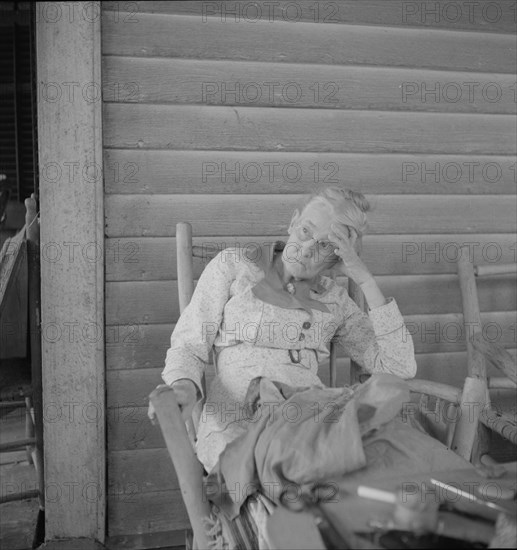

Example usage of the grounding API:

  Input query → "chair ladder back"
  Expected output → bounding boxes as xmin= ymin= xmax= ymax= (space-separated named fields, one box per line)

xmin=475 ymin=263 xmax=517 ymax=277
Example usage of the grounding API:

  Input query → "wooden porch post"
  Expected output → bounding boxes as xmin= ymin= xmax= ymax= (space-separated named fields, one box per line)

xmin=36 ymin=2 xmax=105 ymax=543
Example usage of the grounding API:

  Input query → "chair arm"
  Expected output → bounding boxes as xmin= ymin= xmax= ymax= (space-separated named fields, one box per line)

xmin=407 ymin=379 xmax=462 ymax=404
xmin=150 ymin=386 xmax=212 ymax=550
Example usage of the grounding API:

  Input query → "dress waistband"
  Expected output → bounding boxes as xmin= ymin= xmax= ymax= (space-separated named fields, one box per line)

xmin=215 ymin=343 xmax=318 ymax=375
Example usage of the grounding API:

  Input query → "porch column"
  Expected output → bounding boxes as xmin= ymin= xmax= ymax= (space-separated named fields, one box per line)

xmin=36 ymin=2 xmax=105 ymax=543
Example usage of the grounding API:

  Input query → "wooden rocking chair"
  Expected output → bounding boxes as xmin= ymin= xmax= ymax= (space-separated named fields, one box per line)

xmin=150 ymin=227 xmax=517 ymax=548
xmin=406 ymin=247 xmax=517 ymax=464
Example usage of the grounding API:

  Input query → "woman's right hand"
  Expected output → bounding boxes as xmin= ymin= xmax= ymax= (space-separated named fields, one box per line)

xmin=148 ymin=379 xmax=198 ymax=424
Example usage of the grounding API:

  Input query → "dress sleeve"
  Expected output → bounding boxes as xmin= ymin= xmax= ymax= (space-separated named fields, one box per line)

xmin=161 ymin=250 xmax=235 ymax=396
xmin=334 ymin=294 xmax=417 ymax=379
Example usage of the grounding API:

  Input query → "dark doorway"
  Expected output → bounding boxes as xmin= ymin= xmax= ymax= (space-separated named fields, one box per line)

xmin=0 ymin=1 xmax=38 ymax=233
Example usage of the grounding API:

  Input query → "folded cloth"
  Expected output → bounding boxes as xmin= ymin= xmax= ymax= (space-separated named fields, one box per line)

xmin=205 ymin=373 xmax=410 ymax=518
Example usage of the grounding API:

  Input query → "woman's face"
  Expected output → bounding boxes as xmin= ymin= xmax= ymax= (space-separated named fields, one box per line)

xmin=282 ymin=200 xmax=342 ymax=281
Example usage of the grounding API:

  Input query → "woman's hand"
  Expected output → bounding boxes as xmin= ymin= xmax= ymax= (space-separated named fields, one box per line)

xmin=328 ymin=224 xmax=372 ymax=285
xmin=328 ymin=224 xmax=387 ymax=309
xmin=147 ymin=379 xmax=198 ymax=425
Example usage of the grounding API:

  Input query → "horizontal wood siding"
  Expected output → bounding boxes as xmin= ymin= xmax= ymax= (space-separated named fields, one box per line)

xmin=104 ymin=150 xmax=517 ymax=195
xmin=105 ymin=234 xmax=517 ymax=280
xmin=102 ymin=13 xmax=516 ymax=72
xmin=105 ymin=275 xmax=517 ymax=323
xmin=103 ymin=57 xmax=517 ymax=115
xmin=102 ymin=1 xmax=517 ymax=33
xmin=104 ymin=105 xmax=516 ymax=153
xmin=105 ymin=195 xmax=517 ymax=236
xmin=102 ymin=2 xmax=517 ymax=544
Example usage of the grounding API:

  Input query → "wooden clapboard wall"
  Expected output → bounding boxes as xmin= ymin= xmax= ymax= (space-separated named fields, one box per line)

xmin=101 ymin=2 xmax=517 ymax=547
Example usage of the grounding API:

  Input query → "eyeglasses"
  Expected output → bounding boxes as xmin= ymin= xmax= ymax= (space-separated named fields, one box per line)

xmin=294 ymin=223 xmax=339 ymax=261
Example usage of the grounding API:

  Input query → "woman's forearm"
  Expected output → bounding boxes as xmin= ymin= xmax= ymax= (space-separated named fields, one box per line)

xmin=359 ymin=276 xmax=387 ymax=310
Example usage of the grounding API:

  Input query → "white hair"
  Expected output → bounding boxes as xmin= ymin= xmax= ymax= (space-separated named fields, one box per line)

xmin=301 ymin=186 xmax=370 ymax=235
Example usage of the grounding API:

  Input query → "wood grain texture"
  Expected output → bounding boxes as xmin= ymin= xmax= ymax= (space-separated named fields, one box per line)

xmin=108 ymin=405 xmax=165 ymax=451
xmin=108 ymin=448 xmax=178 ymax=493
xmin=104 ymin=149 xmax=517 ymax=195
xmin=105 ymin=323 xmax=173 ymax=370
xmin=105 ymin=234 xmax=517 ymax=281
xmin=104 ymin=195 xmax=517 ymax=238
xmin=103 ymin=104 xmax=517 ymax=154
xmin=102 ymin=56 xmax=517 ymax=114
xmin=105 ymin=273 xmax=516 ymax=325
xmin=37 ymin=3 xmax=105 ymax=541
xmin=101 ymin=1 xmax=517 ymax=33
xmin=101 ymin=12 xmax=517 ymax=73
xmin=107 ymin=489 xmax=189 ymax=535
xmin=105 ymin=310 xmax=517 ymax=372
xmin=106 ymin=529 xmax=185 ymax=550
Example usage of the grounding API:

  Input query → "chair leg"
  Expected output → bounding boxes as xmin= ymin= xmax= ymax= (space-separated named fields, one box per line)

xmin=444 ymin=402 xmax=457 ymax=448
xmin=471 ymin=423 xmax=492 ymax=466
xmin=451 ymin=376 xmax=488 ymax=461
xmin=185 ymin=529 xmax=194 ymax=550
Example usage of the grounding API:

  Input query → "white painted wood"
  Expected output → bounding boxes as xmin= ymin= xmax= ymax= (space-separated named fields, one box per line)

xmin=101 ymin=12 xmax=517 ymax=73
xmin=37 ymin=2 xmax=105 ymax=542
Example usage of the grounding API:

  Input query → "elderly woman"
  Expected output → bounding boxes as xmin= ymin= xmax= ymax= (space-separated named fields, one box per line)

xmin=150 ymin=187 xmax=417 ymax=473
